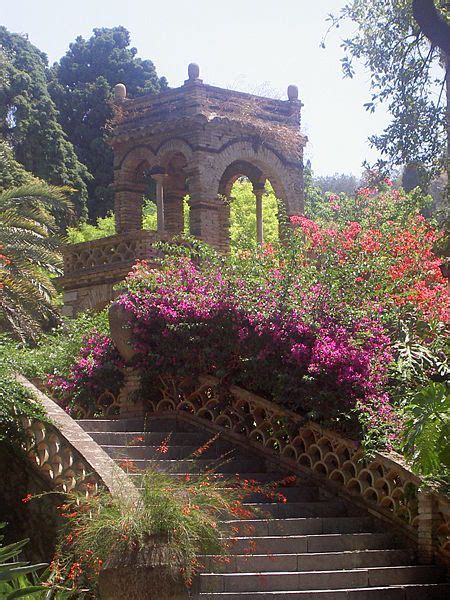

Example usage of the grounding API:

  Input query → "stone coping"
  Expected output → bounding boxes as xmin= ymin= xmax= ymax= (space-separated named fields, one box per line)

xmin=16 ymin=375 xmax=139 ymax=503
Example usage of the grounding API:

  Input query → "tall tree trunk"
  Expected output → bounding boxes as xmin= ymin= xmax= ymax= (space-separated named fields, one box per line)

xmin=412 ymin=0 xmax=450 ymax=203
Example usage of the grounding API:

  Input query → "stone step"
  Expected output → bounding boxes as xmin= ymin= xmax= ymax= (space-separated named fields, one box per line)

xmin=230 ymin=533 xmax=396 ymax=555
xmin=101 ymin=443 xmax=237 ymax=460
xmin=240 ymin=501 xmax=348 ymax=519
xmin=198 ymin=583 xmax=450 ymax=599
xmin=85 ymin=430 xmax=213 ymax=446
xmin=128 ymin=472 xmax=308 ymax=485
xmin=114 ymin=457 xmax=267 ymax=474
xmin=199 ymin=565 xmax=444 ymax=593
xmin=77 ymin=417 xmax=202 ymax=433
xmin=200 ymin=549 xmax=415 ymax=573
xmin=77 ymin=419 xmax=145 ymax=432
xmin=223 ymin=517 xmax=376 ymax=537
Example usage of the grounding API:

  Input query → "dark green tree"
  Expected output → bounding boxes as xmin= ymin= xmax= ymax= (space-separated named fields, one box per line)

xmin=326 ymin=1 xmax=449 ymax=188
xmin=0 ymin=138 xmax=39 ymax=191
xmin=0 ymin=27 xmax=90 ymax=217
xmin=49 ymin=26 xmax=167 ymax=219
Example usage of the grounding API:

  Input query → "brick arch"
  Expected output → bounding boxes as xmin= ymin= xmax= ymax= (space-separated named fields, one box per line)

xmin=115 ymin=145 xmax=157 ymax=174
xmin=218 ymin=160 xmax=265 ymax=197
xmin=207 ymin=140 xmax=291 ymax=210
xmin=155 ymin=138 xmax=194 ymax=165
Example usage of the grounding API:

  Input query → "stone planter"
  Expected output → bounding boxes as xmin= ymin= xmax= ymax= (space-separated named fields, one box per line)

xmin=108 ymin=301 xmax=138 ymax=363
xmin=98 ymin=564 xmax=190 ymax=600
xmin=97 ymin=536 xmax=193 ymax=600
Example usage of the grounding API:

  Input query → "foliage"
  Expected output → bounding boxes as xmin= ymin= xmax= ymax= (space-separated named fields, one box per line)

xmin=0 ymin=28 xmax=89 ymax=217
xmin=0 ymin=364 xmax=46 ymax=446
xmin=49 ymin=465 xmax=256 ymax=590
xmin=0 ymin=523 xmax=47 ymax=599
xmin=229 ymin=179 xmax=279 ymax=250
xmin=43 ymin=185 xmax=449 ymax=450
xmin=47 ymin=331 xmax=124 ymax=417
xmin=326 ymin=1 xmax=449 ymax=180
xmin=116 ymin=252 xmax=396 ymax=439
xmin=67 ymin=198 xmax=158 ymax=243
xmin=0 ymin=311 xmax=110 ymax=382
xmin=49 ymin=26 xmax=167 ymax=219
xmin=314 ymin=172 xmax=360 ymax=196
xmin=0 ymin=139 xmax=40 ymax=192
xmin=0 ymin=184 xmax=73 ymax=341
xmin=402 ymin=382 xmax=450 ymax=478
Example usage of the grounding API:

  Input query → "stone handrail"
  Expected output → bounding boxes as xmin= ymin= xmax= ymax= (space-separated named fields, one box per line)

xmin=16 ymin=375 xmax=138 ymax=501
xmin=139 ymin=374 xmax=450 ymax=567
xmin=41 ymin=371 xmax=450 ymax=566
xmin=62 ymin=230 xmax=169 ymax=276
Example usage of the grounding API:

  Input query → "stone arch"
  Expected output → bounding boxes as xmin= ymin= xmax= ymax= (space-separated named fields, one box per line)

xmin=116 ymin=145 xmax=157 ymax=176
xmin=218 ymin=160 xmax=265 ymax=197
xmin=114 ymin=147 xmax=158 ymax=233
xmin=208 ymin=140 xmax=290 ymax=210
xmin=155 ymin=138 xmax=194 ymax=165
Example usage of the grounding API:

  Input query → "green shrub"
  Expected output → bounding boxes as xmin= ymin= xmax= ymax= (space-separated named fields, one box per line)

xmin=0 ymin=522 xmax=47 ymax=599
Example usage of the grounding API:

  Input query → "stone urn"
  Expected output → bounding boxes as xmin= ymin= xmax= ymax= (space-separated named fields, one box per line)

xmin=108 ymin=301 xmax=138 ymax=364
xmin=98 ymin=537 xmax=192 ymax=599
xmin=98 ymin=565 xmax=190 ymax=600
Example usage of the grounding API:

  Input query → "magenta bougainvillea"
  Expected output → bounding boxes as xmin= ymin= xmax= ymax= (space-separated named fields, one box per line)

xmin=48 ymin=332 xmax=124 ymax=415
xmin=116 ymin=255 xmax=395 ymax=436
xmin=48 ymin=185 xmax=448 ymax=445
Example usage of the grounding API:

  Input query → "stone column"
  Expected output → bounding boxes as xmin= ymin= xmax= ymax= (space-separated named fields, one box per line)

xmin=253 ymin=184 xmax=265 ymax=245
xmin=417 ymin=490 xmax=438 ymax=564
xmin=188 ymin=197 xmax=221 ymax=249
xmin=163 ymin=191 xmax=185 ymax=237
xmin=152 ymin=174 xmax=168 ymax=236
xmin=114 ymin=182 xmax=147 ymax=233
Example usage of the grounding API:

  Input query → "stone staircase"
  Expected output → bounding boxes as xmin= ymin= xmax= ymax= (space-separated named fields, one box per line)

xmin=77 ymin=417 xmax=450 ymax=599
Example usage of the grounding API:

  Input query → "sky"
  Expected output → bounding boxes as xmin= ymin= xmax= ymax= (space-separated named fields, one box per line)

xmin=1 ymin=0 xmax=391 ymax=176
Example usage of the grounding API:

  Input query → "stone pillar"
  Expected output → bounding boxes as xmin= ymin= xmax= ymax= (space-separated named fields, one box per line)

xmin=417 ymin=490 xmax=438 ymax=564
xmin=188 ymin=197 xmax=222 ymax=249
xmin=217 ymin=196 xmax=231 ymax=253
xmin=253 ymin=184 xmax=265 ymax=245
xmin=163 ymin=191 xmax=185 ymax=236
xmin=114 ymin=183 xmax=147 ymax=233
xmin=152 ymin=174 xmax=168 ymax=236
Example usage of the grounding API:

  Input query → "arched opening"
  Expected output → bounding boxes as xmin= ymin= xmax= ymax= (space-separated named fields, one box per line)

xmin=218 ymin=160 xmax=282 ymax=252
xmin=141 ymin=151 xmax=190 ymax=237
xmin=229 ymin=178 xmax=280 ymax=251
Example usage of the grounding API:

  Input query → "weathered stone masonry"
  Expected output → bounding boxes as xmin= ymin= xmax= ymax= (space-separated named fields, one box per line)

xmin=59 ymin=64 xmax=307 ymax=315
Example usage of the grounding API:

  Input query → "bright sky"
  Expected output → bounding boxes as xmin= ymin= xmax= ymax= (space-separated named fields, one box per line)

xmin=2 ymin=0 xmax=391 ymax=176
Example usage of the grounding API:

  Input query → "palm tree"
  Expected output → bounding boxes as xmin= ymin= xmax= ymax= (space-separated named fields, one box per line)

xmin=0 ymin=183 xmax=72 ymax=342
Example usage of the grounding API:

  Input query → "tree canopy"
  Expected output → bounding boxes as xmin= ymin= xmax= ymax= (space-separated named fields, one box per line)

xmin=0 ymin=27 xmax=90 ymax=216
xmin=49 ymin=26 xmax=167 ymax=219
xmin=327 ymin=1 xmax=449 ymax=186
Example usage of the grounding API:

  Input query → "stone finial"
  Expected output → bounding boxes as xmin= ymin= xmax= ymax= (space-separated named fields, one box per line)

xmin=188 ymin=62 xmax=200 ymax=81
xmin=114 ymin=83 xmax=127 ymax=101
xmin=287 ymin=84 xmax=299 ymax=101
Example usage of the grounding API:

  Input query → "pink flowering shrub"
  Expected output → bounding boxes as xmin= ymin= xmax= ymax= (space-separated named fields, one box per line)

xmin=46 ymin=184 xmax=447 ymax=448
xmin=48 ymin=332 xmax=124 ymax=416
xmin=297 ymin=182 xmax=449 ymax=325
xmin=117 ymin=255 xmax=395 ymax=438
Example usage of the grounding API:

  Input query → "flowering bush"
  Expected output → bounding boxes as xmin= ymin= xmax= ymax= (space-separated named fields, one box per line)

xmin=46 ymin=184 xmax=448 ymax=450
xmin=116 ymin=254 xmax=395 ymax=438
xmin=48 ymin=331 xmax=124 ymax=416
xmin=292 ymin=184 xmax=448 ymax=325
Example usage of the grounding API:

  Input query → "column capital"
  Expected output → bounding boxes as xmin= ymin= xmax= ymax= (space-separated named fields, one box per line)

xmin=151 ymin=173 xmax=169 ymax=185
xmin=252 ymin=183 xmax=266 ymax=197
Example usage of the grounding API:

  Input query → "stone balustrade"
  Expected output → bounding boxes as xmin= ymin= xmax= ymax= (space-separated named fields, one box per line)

xmin=17 ymin=375 xmax=138 ymax=502
xmin=36 ymin=371 xmax=450 ymax=566
xmin=136 ymin=373 xmax=450 ymax=566
xmin=62 ymin=230 xmax=167 ymax=277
